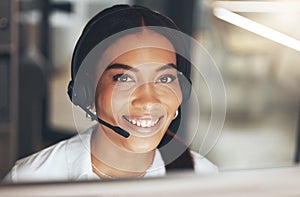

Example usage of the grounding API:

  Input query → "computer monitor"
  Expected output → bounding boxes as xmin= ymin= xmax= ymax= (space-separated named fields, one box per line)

xmin=1 ymin=166 xmax=300 ymax=197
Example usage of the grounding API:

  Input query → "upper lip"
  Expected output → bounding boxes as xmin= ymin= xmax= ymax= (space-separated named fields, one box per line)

xmin=122 ymin=115 xmax=163 ymax=128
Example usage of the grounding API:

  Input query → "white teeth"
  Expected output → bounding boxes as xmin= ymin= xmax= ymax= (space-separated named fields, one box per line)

xmin=141 ymin=120 xmax=146 ymax=127
xmin=124 ymin=116 xmax=161 ymax=128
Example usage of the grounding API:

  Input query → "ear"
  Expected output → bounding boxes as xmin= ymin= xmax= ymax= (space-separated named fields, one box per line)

xmin=67 ymin=74 xmax=94 ymax=108
xmin=168 ymin=106 xmax=181 ymax=134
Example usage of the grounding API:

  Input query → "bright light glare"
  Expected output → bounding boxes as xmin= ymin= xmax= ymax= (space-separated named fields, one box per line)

xmin=213 ymin=7 xmax=300 ymax=52
xmin=213 ymin=1 xmax=300 ymax=13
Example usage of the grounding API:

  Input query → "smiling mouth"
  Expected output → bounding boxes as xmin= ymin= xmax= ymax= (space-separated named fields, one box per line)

xmin=122 ymin=115 xmax=163 ymax=128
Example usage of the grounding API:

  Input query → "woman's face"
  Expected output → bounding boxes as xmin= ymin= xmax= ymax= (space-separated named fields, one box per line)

xmin=95 ymin=29 xmax=182 ymax=153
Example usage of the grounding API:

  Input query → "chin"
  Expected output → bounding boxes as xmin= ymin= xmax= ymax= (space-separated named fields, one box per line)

xmin=124 ymin=137 xmax=160 ymax=153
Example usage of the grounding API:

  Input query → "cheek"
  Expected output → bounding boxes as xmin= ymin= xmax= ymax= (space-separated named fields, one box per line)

xmin=160 ymin=84 xmax=183 ymax=107
xmin=111 ymin=86 xmax=132 ymax=109
xmin=96 ymin=82 xmax=133 ymax=117
xmin=95 ymin=83 xmax=115 ymax=117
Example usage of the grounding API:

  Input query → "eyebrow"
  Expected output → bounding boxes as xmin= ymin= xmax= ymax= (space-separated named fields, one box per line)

xmin=156 ymin=63 xmax=177 ymax=71
xmin=105 ymin=63 xmax=177 ymax=72
xmin=105 ymin=63 xmax=139 ymax=72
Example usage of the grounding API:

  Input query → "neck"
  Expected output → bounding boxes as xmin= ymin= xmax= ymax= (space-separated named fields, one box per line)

xmin=91 ymin=125 xmax=155 ymax=178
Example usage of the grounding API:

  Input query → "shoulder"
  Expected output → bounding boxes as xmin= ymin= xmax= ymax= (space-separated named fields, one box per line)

xmin=3 ymin=133 xmax=84 ymax=183
xmin=190 ymin=150 xmax=218 ymax=175
xmin=6 ymin=139 xmax=69 ymax=183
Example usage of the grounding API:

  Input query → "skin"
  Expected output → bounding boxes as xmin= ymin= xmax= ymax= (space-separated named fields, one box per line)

xmin=91 ymin=29 xmax=183 ymax=178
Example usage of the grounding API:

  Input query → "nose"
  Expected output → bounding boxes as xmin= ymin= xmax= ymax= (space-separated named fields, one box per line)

xmin=130 ymin=83 xmax=160 ymax=110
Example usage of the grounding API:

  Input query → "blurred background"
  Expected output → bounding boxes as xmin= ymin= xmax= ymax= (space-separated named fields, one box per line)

xmin=0 ymin=0 xmax=299 ymax=179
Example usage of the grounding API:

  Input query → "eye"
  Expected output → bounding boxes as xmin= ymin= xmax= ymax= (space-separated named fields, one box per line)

xmin=113 ymin=74 xmax=135 ymax=82
xmin=157 ymin=74 xmax=176 ymax=84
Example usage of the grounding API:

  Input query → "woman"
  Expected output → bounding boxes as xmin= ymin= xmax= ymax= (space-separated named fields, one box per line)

xmin=4 ymin=4 xmax=217 ymax=182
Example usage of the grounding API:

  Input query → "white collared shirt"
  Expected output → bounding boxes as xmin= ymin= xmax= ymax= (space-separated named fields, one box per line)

xmin=3 ymin=126 xmax=218 ymax=183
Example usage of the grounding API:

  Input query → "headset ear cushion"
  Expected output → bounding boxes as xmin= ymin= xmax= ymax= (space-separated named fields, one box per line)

xmin=178 ymin=71 xmax=192 ymax=102
xmin=67 ymin=77 xmax=94 ymax=108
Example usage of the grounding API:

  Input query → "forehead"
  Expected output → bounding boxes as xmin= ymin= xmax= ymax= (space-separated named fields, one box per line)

xmin=100 ymin=29 xmax=176 ymax=67
xmin=110 ymin=48 xmax=176 ymax=68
